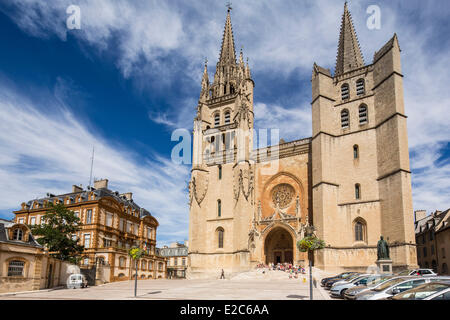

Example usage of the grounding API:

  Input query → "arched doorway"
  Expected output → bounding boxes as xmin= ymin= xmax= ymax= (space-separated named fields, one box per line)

xmin=264 ymin=227 xmax=294 ymax=264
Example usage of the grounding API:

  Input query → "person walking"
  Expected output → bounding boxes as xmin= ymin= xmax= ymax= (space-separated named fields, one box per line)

xmin=220 ymin=269 xmax=225 ymax=279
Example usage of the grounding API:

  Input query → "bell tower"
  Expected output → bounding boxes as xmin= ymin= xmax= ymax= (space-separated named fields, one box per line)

xmin=188 ymin=8 xmax=255 ymax=279
xmin=311 ymin=2 xmax=417 ymax=272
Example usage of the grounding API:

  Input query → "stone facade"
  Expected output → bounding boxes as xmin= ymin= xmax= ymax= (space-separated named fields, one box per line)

xmin=187 ymin=4 xmax=418 ymax=279
xmin=415 ymin=209 xmax=450 ymax=275
xmin=0 ymin=219 xmax=72 ymax=293
xmin=13 ymin=179 xmax=167 ymax=283
xmin=159 ymin=241 xmax=188 ymax=278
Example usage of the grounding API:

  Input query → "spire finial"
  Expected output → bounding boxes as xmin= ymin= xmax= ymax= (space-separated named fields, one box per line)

xmin=226 ymin=2 xmax=232 ymax=13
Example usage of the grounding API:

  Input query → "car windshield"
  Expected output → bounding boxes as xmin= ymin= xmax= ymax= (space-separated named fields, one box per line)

xmin=368 ymin=277 xmax=391 ymax=287
xmin=393 ymin=283 xmax=450 ymax=300
xmin=342 ymin=273 xmax=357 ymax=279
xmin=372 ymin=278 xmax=410 ymax=292
xmin=396 ymin=270 xmax=413 ymax=276
xmin=351 ymin=275 xmax=369 ymax=283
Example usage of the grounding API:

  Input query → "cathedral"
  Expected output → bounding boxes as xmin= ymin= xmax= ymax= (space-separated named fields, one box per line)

xmin=187 ymin=3 xmax=418 ymax=278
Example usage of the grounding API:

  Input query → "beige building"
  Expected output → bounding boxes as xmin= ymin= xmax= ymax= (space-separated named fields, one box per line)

xmin=158 ymin=241 xmax=188 ymax=279
xmin=188 ymin=4 xmax=418 ymax=278
xmin=415 ymin=209 xmax=450 ymax=275
xmin=13 ymin=179 xmax=166 ymax=283
xmin=0 ymin=219 xmax=72 ymax=293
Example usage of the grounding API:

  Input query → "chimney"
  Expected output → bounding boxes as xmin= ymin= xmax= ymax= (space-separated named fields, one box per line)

xmin=94 ymin=179 xmax=108 ymax=189
xmin=415 ymin=210 xmax=427 ymax=222
xmin=120 ymin=192 xmax=133 ymax=201
xmin=72 ymin=185 xmax=83 ymax=193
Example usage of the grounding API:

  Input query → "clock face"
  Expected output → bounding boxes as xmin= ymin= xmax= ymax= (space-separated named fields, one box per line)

xmin=272 ymin=184 xmax=295 ymax=209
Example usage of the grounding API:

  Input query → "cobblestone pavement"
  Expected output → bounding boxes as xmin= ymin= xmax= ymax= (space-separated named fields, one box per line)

xmin=0 ymin=269 xmax=333 ymax=300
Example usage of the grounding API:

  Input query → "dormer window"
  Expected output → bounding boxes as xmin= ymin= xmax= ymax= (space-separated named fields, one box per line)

xmin=13 ymin=228 xmax=23 ymax=241
xmin=356 ymin=79 xmax=365 ymax=95
xmin=341 ymin=84 xmax=350 ymax=100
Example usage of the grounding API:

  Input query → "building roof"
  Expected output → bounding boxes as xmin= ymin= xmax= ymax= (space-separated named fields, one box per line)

xmin=415 ymin=209 xmax=449 ymax=234
xmin=18 ymin=184 xmax=153 ymax=219
xmin=435 ymin=209 xmax=450 ymax=234
xmin=335 ymin=2 xmax=365 ymax=76
xmin=0 ymin=220 xmax=43 ymax=248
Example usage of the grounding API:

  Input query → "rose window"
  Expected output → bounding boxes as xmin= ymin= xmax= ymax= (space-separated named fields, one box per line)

xmin=272 ymin=184 xmax=295 ymax=209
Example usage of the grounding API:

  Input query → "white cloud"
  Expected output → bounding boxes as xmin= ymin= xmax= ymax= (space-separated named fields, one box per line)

xmin=2 ymin=0 xmax=449 ymax=214
xmin=0 ymin=80 xmax=190 ymax=244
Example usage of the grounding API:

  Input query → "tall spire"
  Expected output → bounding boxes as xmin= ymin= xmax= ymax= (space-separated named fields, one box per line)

xmin=218 ymin=9 xmax=237 ymax=66
xmin=335 ymin=2 xmax=364 ymax=75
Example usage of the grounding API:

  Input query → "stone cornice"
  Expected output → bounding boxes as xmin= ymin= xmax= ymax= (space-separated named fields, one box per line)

xmin=372 ymin=71 xmax=404 ymax=91
xmin=312 ymin=181 xmax=339 ymax=189
xmin=338 ymin=199 xmax=380 ymax=207
xmin=377 ymin=169 xmax=411 ymax=181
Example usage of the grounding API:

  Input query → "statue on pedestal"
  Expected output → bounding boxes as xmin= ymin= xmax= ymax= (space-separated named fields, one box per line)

xmin=377 ymin=236 xmax=390 ymax=260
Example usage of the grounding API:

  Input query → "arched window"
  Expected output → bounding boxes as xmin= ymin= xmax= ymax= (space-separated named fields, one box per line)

xmin=218 ymin=165 xmax=222 ymax=180
xmin=224 ymin=111 xmax=231 ymax=124
xmin=217 ymin=228 xmax=224 ymax=249
xmin=214 ymin=113 xmax=220 ymax=126
xmin=353 ymin=145 xmax=359 ymax=159
xmin=8 ymin=260 xmax=25 ymax=277
xmin=356 ymin=79 xmax=365 ymax=96
xmin=341 ymin=83 xmax=349 ymax=100
xmin=217 ymin=200 xmax=222 ymax=217
xmin=354 ymin=220 xmax=365 ymax=242
xmin=341 ymin=109 xmax=350 ymax=129
xmin=359 ymin=105 xmax=368 ymax=124
xmin=13 ymin=228 xmax=23 ymax=241
xmin=355 ymin=184 xmax=361 ymax=200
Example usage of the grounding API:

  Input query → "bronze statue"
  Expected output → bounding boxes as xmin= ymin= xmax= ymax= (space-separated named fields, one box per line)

xmin=377 ymin=236 xmax=390 ymax=260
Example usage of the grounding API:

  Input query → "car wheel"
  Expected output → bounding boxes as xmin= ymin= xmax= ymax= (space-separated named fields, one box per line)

xmin=340 ymin=289 xmax=347 ymax=298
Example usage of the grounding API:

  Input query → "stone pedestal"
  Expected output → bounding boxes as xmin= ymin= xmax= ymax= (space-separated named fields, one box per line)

xmin=376 ymin=259 xmax=393 ymax=274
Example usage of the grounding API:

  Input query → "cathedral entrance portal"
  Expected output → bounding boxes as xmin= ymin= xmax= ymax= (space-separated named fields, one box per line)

xmin=264 ymin=227 xmax=294 ymax=264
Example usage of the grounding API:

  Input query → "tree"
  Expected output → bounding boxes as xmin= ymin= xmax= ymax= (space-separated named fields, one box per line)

xmin=129 ymin=247 xmax=145 ymax=297
xmin=30 ymin=203 xmax=84 ymax=264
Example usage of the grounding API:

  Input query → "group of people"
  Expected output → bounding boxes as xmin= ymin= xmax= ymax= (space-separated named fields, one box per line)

xmin=256 ymin=262 xmax=306 ymax=278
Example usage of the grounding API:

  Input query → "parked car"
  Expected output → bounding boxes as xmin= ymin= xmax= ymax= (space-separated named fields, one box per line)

xmin=355 ymin=276 xmax=447 ymax=300
xmin=325 ymin=273 xmax=361 ymax=290
xmin=330 ymin=274 xmax=384 ymax=298
xmin=390 ymin=282 xmax=450 ymax=300
xmin=344 ymin=275 xmax=394 ymax=300
xmin=67 ymin=274 xmax=88 ymax=289
xmin=395 ymin=269 xmax=437 ymax=277
xmin=321 ymin=272 xmax=358 ymax=287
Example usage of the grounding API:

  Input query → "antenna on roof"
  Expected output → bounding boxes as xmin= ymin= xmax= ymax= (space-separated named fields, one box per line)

xmin=88 ymin=146 xmax=95 ymax=189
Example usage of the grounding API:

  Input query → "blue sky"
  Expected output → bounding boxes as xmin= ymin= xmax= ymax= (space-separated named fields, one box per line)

xmin=0 ymin=0 xmax=449 ymax=246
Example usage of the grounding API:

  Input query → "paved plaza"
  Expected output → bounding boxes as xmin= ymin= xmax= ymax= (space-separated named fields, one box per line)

xmin=0 ymin=269 xmax=333 ymax=300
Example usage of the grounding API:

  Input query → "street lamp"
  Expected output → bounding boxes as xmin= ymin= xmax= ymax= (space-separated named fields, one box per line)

xmin=305 ymin=225 xmax=315 ymax=301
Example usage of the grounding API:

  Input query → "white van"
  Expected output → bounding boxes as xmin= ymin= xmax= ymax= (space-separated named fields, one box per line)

xmin=67 ymin=274 xmax=88 ymax=289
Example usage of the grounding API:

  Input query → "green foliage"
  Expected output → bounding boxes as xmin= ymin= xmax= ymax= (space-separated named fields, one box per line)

xmin=128 ymin=247 xmax=145 ymax=260
xmin=297 ymin=236 xmax=326 ymax=252
xmin=29 ymin=203 xmax=84 ymax=264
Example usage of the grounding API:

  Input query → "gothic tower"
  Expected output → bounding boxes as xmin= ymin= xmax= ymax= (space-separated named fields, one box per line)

xmin=188 ymin=8 xmax=255 ymax=278
xmin=311 ymin=3 xmax=418 ymax=272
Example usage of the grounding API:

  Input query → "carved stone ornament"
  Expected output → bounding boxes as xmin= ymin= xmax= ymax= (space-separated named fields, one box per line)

xmin=188 ymin=172 xmax=209 ymax=207
xmin=233 ymin=167 xmax=254 ymax=203
xmin=272 ymin=184 xmax=295 ymax=209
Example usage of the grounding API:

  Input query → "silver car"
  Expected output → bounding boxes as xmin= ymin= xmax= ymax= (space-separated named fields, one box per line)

xmin=390 ymin=282 xmax=450 ymax=300
xmin=356 ymin=276 xmax=450 ymax=300
xmin=330 ymin=274 xmax=384 ymax=298
xmin=344 ymin=275 xmax=394 ymax=300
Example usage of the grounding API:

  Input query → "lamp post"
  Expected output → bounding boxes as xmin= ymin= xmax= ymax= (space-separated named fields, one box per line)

xmin=305 ymin=225 xmax=315 ymax=300
xmin=129 ymin=247 xmax=144 ymax=298
xmin=297 ymin=225 xmax=325 ymax=301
